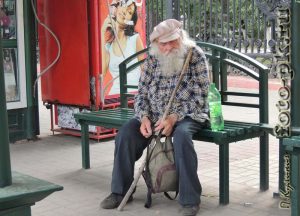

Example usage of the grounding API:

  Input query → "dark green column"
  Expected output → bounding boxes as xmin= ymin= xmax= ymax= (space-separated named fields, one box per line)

xmin=290 ymin=148 xmax=300 ymax=216
xmin=0 ymin=37 xmax=12 ymax=187
xmin=291 ymin=1 xmax=300 ymax=126
xmin=282 ymin=137 xmax=300 ymax=216
xmin=290 ymin=2 xmax=300 ymax=216
xmin=24 ymin=0 xmax=39 ymax=140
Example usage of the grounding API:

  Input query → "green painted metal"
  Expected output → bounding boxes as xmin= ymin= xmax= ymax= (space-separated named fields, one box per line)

xmin=1 ymin=40 xmax=17 ymax=48
xmin=260 ymin=134 xmax=269 ymax=191
xmin=278 ymin=138 xmax=286 ymax=198
xmin=23 ymin=0 xmax=39 ymax=140
xmin=119 ymin=63 xmax=128 ymax=108
xmin=0 ymin=171 xmax=63 ymax=215
xmin=119 ymin=48 xmax=148 ymax=108
xmin=219 ymin=143 xmax=229 ymax=205
xmin=291 ymin=0 xmax=300 ymax=127
xmin=223 ymin=59 xmax=259 ymax=80
xmin=0 ymin=36 xmax=12 ymax=188
xmin=0 ymin=205 xmax=31 ymax=216
xmin=291 ymin=150 xmax=300 ymax=216
xmin=259 ymin=67 xmax=269 ymax=191
xmin=285 ymin=2 xmax=300 ymax=216
xmin=7 ymin=109 xmax=27 ymax=142
xmin=220 ymin=52 xmax=228 ymax=101
xmin=75 ymin=108 xmax=134 ymax=129
xmin=80 ymin=123 xmax=90 ymax=169
xmin=197 ymin=42 xmax=269 ymax=71
xmin=282 ymin=137 xmax=300 ymax=216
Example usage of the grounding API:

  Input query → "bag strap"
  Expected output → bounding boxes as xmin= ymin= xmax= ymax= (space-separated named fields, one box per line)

xmin=161 ymin=48 xmax=193 ymax=122
xmin=145 ymin=192 xmax=178 ymax=208
xmin=144 ymin=134 xmax=157 ymax=208
xmin=164 ymin=191 xmax=178 ymax=200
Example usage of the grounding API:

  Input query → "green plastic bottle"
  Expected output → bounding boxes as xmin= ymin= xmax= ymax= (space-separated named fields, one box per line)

xmin=208 ymin=83 xmax=224 ymax=131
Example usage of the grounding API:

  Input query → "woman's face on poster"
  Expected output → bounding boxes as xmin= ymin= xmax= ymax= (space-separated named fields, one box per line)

xmin=116 ymin=3 xmax=135 ymax=26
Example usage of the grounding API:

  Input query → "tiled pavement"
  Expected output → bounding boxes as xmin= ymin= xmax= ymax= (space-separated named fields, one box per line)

xmin=8 ymin=80 xmax=291 ymax=216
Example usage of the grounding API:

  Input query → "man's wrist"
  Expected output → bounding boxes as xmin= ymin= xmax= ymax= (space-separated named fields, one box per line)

xmin=141 ymin=115 xmax=149 ymax=122
xmin=169 ymin=113 xmax=178 ymax=124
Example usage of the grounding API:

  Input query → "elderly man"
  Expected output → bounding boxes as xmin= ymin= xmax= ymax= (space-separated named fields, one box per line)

xmin=100 ymin=19 xmax=210 ymax=216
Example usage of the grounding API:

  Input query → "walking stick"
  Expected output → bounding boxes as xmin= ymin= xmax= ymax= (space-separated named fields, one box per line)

xmin=117 ymin=49 xmax=193 ymax=211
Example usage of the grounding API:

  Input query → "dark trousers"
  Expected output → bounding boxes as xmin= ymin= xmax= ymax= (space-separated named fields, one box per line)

xmin=111 ymin=117 xmax=203 ymax=206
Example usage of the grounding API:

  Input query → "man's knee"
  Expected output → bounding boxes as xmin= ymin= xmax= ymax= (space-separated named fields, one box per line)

xmin=114 ymin=118 xmax=147 ymax=160
xmin=172 ymin=119 xmax=198 ymax=155
xmin=117 ymin=118 xmax=140 ymax=137
xmin=173 ymin=121 xmax=194 ymax=140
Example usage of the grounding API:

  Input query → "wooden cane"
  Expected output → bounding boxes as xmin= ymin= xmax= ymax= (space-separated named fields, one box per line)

xmin=117 ymin=49 xmax=193 ymax=211
xmin=117 ymin=138 xmax=155 ymax=211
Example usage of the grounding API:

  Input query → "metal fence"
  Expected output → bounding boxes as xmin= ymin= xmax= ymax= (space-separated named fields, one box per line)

xmin=146 ymin=0 xmax=288 ymax=76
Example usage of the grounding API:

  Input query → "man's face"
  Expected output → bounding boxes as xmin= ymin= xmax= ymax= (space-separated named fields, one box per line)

xmin=157 ymin=39 xmax=181 ymax=55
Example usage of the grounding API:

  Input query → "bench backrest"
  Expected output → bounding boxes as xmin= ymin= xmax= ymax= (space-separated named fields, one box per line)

xmin=118 ymin=42 xmax=269 ymax=124
xmin=118 ymin=47 xmax=148 ymax=108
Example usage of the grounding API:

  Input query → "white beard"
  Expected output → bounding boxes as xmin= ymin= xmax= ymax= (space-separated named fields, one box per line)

xmin=149 ymin=31 xmax=196 ymax=77
xmin=150 ymin=43 xmax=187 ymax=77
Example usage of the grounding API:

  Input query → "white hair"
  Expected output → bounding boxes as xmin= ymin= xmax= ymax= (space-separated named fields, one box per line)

xmin=180 ymin=29 xmax=196 ymax=48
xmin=149 ymin=30 xmax=196 ymax=77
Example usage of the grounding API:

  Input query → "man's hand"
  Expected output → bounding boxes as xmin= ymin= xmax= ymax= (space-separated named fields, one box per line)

xmin=154 ymin=114 xmax=178 ymax=136
xmin=140 ymin=116 xmax=152 ymax=138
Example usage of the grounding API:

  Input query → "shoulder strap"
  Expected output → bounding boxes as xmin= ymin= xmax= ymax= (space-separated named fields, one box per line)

xmin=161 ymin=48 xmax=193 ymax=121
xmin=164 ymin=191 xmax=178 ymax=200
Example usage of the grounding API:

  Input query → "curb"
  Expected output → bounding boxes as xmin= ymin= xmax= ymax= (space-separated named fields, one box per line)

xmin=228 ymin=76 xmax=280 ymax=91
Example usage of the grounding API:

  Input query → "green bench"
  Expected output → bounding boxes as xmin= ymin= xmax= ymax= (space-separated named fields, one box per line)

xmin=74 ymin=42 xmax=270 ymax=205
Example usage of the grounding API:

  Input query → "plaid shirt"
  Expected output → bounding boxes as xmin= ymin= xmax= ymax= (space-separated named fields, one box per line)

xmin=134 ymin=46 xmax=209 ymax=123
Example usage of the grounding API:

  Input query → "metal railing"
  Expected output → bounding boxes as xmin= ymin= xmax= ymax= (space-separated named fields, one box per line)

xmin=145 ymin=0 xmax=287 ymax=76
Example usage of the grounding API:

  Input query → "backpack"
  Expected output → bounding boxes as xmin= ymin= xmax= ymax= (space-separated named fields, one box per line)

xmin=142 ymin=134 xmax=178 ymax=208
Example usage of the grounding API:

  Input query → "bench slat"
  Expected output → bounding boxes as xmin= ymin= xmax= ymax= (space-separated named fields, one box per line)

xmin=225 ymin=121 xmax=260 ymax=132
xmin=75 ymin=110 xmax=262 ymax=140
xmin=224 ymin=126 xmax=246 ymax=136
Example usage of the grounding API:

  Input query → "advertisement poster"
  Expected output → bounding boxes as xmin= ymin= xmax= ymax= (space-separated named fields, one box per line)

xmin=100 ymin=0 xmax=146 ymax=98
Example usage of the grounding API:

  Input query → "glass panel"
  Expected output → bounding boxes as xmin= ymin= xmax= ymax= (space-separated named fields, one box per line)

xmin=0 ymin=0 xmax=16 ymax=39
xmin=3 ymin=48 xmax=19 ymax=102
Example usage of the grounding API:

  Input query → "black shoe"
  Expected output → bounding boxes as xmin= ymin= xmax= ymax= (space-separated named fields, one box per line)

xmin=181 ymin=205 xmax=200 ymax=216
xmin=100 ymin=193 xmax=133 ymax=209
